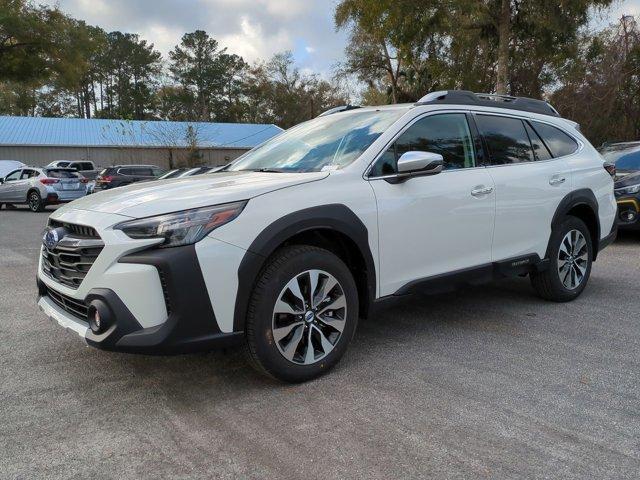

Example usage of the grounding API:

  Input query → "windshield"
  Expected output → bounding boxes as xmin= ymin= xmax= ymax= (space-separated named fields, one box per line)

xmin=158 ymin=169 xmax=182 ymax=179
xmin=228 ymin=109 xmax=405 ymax=173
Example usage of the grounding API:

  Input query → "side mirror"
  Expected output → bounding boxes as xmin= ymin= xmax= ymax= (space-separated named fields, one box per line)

xmin=387 ymin=151 xmax=444 ymax=184
xmin=0 ymin=178 xmax=4 ymax=184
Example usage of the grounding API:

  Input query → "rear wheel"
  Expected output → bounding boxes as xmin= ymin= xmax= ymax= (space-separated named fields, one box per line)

xmin=28 ymin=190 xmax=45 ymax=212
xmin=245 ymin=245 xmax=359 ymax=383
xmin=530 ymin=216 xmax=593 ymax=302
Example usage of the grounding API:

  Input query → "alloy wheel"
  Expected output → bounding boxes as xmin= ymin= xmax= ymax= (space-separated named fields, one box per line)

xmin=557 ymin=229 xmax=588 ymax=290
xmin=271 ymin=269 xmax=347 ymax=365
xmin=29 ymin=193 xmax=40 ymax=212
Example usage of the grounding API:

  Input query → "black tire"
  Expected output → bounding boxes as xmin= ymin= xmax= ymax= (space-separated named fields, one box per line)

xmin=245 ymin=245 xmax=359 ymax=383
xmin=530 ymin=216 xmax=593 ymax=302
xmin=27 ymin=190 xmax=45 ymax=212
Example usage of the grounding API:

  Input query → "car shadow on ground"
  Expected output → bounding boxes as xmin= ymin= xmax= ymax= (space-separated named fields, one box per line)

xmin=70 ymin=276 xmax=539 ymax=395
xmin=53 ymin=230 xmax=640 ymax=399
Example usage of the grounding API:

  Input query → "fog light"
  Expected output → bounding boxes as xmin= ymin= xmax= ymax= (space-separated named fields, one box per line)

xmin=87 ymin=300 xmax=110 ymax=334
xmin=620 ymin=210 xmax=637 ymax=223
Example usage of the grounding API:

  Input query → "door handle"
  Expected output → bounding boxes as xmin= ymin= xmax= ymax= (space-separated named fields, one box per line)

xmin=471 ymin=186 xmax=493 ymax=197
xmin=549 ymin=176 xmax=566 ymax=186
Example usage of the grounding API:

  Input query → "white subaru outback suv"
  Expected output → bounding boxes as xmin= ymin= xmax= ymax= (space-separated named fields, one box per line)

xmin=37 ymin=90 xmax=617 ymax=382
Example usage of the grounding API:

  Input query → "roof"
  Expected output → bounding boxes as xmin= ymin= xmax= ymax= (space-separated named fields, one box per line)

xmin=0 ymin=116 xmax=283 ymax=149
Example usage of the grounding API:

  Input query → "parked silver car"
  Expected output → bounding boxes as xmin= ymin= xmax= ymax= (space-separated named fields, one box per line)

xmin=47 ymin=160 xmax=101 ymax=180
xmin=0 ymin=167 xmax=88 ymax=212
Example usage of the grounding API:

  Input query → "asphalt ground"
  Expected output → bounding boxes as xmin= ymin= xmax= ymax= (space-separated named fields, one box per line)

xmin=1 ymin=205 xmax=639 ymax=479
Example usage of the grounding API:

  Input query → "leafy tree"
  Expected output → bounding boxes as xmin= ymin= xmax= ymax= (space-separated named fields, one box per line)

xmin=335 ymin=0 xmax=614 ymax=99
xmin=552 ymin=15 xmax=640 ymax=145
xmin=168 ymin=30 xmax=247 ymax=121
xmin=244 ymin=52 xmax=346 ymax=128
xmin=96 ymin=31 xmax=162 ymax=119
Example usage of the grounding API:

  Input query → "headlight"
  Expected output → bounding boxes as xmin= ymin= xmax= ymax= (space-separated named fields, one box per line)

xmin=114 ymin=201 xmax=247 ymax=248
xmin=615 ymin=184 xmax=640 ymax=195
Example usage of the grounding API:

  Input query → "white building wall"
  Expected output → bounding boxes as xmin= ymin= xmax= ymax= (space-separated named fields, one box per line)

xmin=0 ymin=146 xmax=249 ymax=169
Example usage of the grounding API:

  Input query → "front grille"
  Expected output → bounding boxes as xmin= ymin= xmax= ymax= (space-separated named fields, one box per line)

xmin=49 ymin=220 xmax=99 ymax=239
xmin=45 ymin=286 xmax=88 ymax=319
xmin=41 ymin=224 xmax=104 ymax=289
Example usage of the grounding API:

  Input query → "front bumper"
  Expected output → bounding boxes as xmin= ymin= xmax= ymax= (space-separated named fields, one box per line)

xmin=36 ymin=208 xmax=245 ymax=354
xmin=37 ymin=251 xmax=244 ymax=355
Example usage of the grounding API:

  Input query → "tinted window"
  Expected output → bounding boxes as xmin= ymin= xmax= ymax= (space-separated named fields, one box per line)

xmin=133 ymin=168 xmax=153 ymax=176
xmin=20 ymin=169 xmax=36 ymax=179
xmin=530 ymin=121 xmax=578 ymax=158
xmin=476 ymin=115 xmax=534 ymax=165
xmin=46 ymin=169 xmax=80 ymax=179
xmin=370 ymin=113 xmax=476 ymax=176
xmin=524 ymin=122 xmax=552 ymax=161
xmin=5 ymin=170 xmax=21 ymax=181
xmin=81 ymin=162 xmax=93 ymax=170
xmin=119 ymin=168 xmax=134 ymax=175
xmin=100 ymin=167 xmax=117 ymax=176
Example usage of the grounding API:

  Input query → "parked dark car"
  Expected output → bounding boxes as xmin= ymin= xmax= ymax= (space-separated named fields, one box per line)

xmin=599 ymin=142 xmax=640 ymax=230
xmin=95 ymin=165 xmax=164 ymax=190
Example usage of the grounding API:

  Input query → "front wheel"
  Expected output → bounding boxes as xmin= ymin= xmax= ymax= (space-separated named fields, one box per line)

xmin=530 ymin=216 xmax=593 ymax=302
xmin=28 ymin=191 xmax=45 ymax=212
xmin=245 ymin=245 xmax=359 ymax=383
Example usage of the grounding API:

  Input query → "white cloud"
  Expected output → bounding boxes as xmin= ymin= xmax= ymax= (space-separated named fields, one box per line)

xmin=41 ymin=0 xmax=347 ymax=76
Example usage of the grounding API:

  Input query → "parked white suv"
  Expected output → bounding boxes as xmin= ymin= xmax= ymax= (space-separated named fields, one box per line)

xmin=36 ymin=91 xmax=617 ymax=382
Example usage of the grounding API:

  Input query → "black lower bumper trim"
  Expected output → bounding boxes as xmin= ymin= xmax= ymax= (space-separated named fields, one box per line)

xmin=37 ymin=243 xmax=243 ymax=355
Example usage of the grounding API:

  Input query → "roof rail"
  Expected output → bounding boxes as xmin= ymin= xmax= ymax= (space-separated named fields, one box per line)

xmin=415 ymin=90 xmax=560 ymax=117
xmin=317 ymin=105 xmax=362 ymax=117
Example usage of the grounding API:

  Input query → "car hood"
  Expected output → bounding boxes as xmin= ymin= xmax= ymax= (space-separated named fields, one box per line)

xmin=60 ymin=170 xmax=329 ymax=218
xmin=615 ymin=170 xmax=640 ymax=188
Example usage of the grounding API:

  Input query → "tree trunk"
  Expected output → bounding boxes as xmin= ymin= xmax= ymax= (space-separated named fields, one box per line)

xmin=495 ymin=0 xmax=511 ymax=95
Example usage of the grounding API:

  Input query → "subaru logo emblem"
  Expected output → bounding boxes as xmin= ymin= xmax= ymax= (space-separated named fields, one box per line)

xmin=43 ymin=227 xmax=65 ymax=250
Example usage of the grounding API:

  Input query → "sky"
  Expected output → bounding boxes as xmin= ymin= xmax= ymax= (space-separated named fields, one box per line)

xmin=42 ymin=0 xmax=640 ymax=78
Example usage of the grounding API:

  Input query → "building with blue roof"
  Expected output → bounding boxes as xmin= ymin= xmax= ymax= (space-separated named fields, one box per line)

xmin=0 ymin=116 xmax=282 ymax=169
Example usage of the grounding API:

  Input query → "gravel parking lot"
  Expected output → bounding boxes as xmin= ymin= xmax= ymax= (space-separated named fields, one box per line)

xmin=1 ymin=207 xmax=639 ymax=479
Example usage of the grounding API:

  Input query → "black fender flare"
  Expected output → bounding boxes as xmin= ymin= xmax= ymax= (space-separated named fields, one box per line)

xmin=547 ymin=188 xmax=601 ymax=259
xmin=232 ymin=204 xmax=376 ymax=332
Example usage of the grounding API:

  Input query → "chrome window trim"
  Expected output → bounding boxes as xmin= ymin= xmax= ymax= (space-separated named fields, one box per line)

xmin=363 ymin=108 xmax=585 ymax=181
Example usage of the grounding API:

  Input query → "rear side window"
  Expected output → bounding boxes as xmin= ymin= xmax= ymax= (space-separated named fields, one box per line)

xmin=476 ymin=115 xmax=533 ymax=164
xmin=530 ymin=121 xmax=578 ymax=158
xmin=100 ymin=168 xmax=117 ymax=176
xmin=370 ymin=113 xmax=476 ymax=176
xmin=81 ymin=162 xmax=93 ymax=170
xmin=119 ymin=168 xmax=134 ymax=175
xmin=132 ymin=168 xmax=153 ymax=176
xmin=524 ymin=122 xmax=552 ymax=161
xmin=46 ymin=169 xmax=79 ymax=179
xmin=20 ymin=169 xmax=37 ymax=179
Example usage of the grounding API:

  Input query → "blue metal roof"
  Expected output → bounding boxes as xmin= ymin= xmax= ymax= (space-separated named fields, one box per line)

xmin=0 ymin=116 xmax=283 ymax=149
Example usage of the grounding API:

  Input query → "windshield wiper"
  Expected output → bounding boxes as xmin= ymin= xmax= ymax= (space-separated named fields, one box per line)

xmin=243 ymin=168 xmax=286 ymax=173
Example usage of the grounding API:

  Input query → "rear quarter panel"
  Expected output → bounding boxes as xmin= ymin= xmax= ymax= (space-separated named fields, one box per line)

xmin=564 ymin=133 xmax=616 ymax=239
